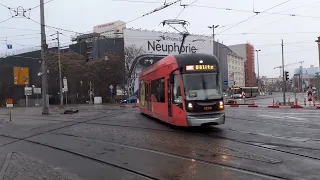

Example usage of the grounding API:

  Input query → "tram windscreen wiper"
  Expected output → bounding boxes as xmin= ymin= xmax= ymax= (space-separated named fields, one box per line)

xmin=202 ymin=73 xmax=209 ymax=100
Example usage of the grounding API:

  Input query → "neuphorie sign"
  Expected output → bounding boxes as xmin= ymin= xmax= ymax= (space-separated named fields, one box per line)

xmin=124 ymin=28 xmax=212 ymax=56
xmin=147 ymin=40 xmax=197 ymax=54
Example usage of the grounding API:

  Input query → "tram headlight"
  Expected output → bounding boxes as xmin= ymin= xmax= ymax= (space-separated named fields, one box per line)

xmin=188 ymin=103 xmax=193 ymax=109
xmin=219 ymin=101 xmax=224 ymax=110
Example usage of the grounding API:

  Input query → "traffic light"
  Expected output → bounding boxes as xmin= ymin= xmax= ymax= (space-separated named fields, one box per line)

xmin=289 ymin=79 xmax=293 ymax=84
xmin=285 ymin=71 xmax=289 ymax=81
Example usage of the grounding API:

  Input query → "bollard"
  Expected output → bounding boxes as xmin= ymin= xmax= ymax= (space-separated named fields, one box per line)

xmin=9 ymin=110 xmax=11 ymax=121
xmin=295 ymin=98 xmax=298 ymax=106
xmin=304 ymin=98 xmax=306 ymax=106
xmin=272 ymin=98 xmax=275 ymax=106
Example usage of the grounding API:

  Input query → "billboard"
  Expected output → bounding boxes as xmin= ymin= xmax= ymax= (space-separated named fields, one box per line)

xmin=123 ymin=28 xmax=214 ymax=96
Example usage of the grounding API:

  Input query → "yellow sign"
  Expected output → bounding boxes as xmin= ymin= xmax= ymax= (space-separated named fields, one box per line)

xmin=13 ymin=66 xmax=29 ymax=85
xmin=186 ymin=65 xmax=215 ymax=71
xmin=195 ymin=65 xmax=215 ymax=70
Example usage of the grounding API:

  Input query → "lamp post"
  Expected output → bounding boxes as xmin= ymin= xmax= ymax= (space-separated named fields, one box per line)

xmin=255 ymin=49 xmax=261 ymax=93
xmin=208 ymin=25 xmax=219 ymax=56
xmin=315 ymin=37 xmax=320 ymax=107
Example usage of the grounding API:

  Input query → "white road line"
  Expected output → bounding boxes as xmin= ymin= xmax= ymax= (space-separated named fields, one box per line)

xmin=258 ymin=115 xmax=307 ymax=121
xmin=282 ymin=116 xmax=306 ymax=121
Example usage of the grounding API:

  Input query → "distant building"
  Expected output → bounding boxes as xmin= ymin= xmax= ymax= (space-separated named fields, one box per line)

xmin=294 ymin=65 xmax=319 ymax=79
xmin=227 ymin=49 xmax=245 ymax=87
xmin=228 ymin=43 xmax=257 ymax=87
xmin=93 ymin=20 xmax=126 ymax=38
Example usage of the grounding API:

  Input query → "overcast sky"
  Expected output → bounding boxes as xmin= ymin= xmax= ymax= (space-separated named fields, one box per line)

xmin=1 ymin=0 xmax=320 ymax=77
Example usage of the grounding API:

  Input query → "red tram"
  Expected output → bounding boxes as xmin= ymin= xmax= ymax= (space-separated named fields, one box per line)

xmin=138 ymin=53 xmax=225 ymax=127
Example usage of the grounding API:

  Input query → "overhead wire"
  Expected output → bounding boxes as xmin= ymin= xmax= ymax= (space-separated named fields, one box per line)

xmin=217 ymin=0 xmax=292 ymax=35
xmin=112 ymin=0 xmax=320 ymax=19
xmin=24 ymin=0 xmax=182 ymax=36
xmin=1 ymin=0 xmax=181 ymax=54
xmin=0 ymin=17 xmax=14 ymax=25
xmin=0 ymin=1 xmax=9 ymax=9
xmin=29 ymin=0 xmax=56 ymax=10
xmin=243 ymin=0 xmax=320 ymax=34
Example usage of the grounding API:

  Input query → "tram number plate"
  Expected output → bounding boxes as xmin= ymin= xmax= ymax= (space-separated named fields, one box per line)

xmin=204 ymin=106 xmax=212 ymax=111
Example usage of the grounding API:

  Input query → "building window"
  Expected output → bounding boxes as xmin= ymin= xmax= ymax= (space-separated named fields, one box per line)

xmin=151 ymin=78 xmax=165 ymax=103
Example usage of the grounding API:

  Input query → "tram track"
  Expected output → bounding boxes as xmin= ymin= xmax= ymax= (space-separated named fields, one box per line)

xmin=0 ymin=109 xmax=317 ymax=179
xmin=71 ymin=120 xmax=320 ymax=161
xmin=0 ymin=110 xmax=288 ymax=180
xmin=3 ymin=110 xmax=319 ymax=160
xmin=226 ymin=115 xmax=320 ymax=129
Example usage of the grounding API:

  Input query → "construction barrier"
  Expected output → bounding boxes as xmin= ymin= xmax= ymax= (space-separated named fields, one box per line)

xmin=248 ymin=99 xmax=258 ymax=107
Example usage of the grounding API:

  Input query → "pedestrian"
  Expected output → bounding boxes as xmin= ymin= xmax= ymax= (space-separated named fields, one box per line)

xmin=307 ymin=87 xmax=313 ymax=106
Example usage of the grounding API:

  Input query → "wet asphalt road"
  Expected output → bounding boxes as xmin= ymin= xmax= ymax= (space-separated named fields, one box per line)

xmin=0 ymin=103 xmax=319 ymax=180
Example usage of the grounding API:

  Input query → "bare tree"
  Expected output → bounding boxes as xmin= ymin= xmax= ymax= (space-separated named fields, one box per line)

xmin=84 ymin=53 xmax=125 ymax=101
xmin=124 ymin=45 xmax=146 ymax=96
xmin=46 ymin=51 xmax=87 ymax=104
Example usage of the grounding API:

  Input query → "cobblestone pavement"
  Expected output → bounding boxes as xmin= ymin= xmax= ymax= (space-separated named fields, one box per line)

xmin=1 ymin=152 xmax=83 ymax=180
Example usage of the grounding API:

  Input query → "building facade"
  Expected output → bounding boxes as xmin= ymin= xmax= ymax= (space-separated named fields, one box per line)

xmin=228 ymin=43 xmax=257 ymax=87
xmin=227 ymin=50 xmax=245 ymax=87
xmin=93 ymin=20 xmax=126 ymax=38
xmin=123 ymin=28 xmax=235 ymax=94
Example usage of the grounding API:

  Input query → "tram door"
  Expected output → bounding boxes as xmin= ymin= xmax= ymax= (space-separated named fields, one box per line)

xmin=167 ymin=78 xmax=172 ymax=117
xmin=147 ymin=82 xmax=152 ymax=112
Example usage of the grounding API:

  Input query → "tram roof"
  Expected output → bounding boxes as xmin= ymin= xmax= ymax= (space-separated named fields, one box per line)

xmin=139 ymin=53 xmax=219 ymax=78
xmin=173 ymin=53 xmax=219 ymax=67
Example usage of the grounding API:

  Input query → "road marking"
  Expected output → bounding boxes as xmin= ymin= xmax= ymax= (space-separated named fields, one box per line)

xmin=282 ymin=116 xmax=306 ymax=120
xmin=258 ymin=115 xmax=306 ymax=121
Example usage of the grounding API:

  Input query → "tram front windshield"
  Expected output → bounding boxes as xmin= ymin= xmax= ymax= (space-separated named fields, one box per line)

xmin=182 ymin=72 xmax=221 ymax=100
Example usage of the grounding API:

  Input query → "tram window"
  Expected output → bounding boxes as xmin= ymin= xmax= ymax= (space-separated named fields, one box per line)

xmin=139 ymin=80 xmax=146 ymax=107
xmin=173 ymin=75 xmax=183 ymax=109
xmin=151 ymin=78 xmax=165 ymax=103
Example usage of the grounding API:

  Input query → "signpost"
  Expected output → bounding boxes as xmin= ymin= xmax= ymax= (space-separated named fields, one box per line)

xmin=33 ymin=87 xmax=41 ymax=106
xmin=24 ymin=86 xmax=32 ymax=107
xmin=63 ymin=77 xmax=68 ymax=105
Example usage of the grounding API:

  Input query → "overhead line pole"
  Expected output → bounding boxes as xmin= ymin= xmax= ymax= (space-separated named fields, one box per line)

xmin=40 ymin=0 xmax=49 ymax=114
xmin=281 ymin=39 xmax=286 ymax=105
xmin=51 ymin=31 xmax=63 ymax=107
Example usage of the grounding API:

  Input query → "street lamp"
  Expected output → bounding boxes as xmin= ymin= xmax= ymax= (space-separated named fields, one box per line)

xmin=208 ymin=25 xmax=219 ymax=56
xmin=315 ymin=37 xmax=320 ymax=107
xmin=255 ymin=49 xmax=261 ymax=93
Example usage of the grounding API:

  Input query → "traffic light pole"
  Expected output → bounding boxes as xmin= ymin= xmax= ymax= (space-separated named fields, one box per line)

xmin=282 ymin=40 xmax=286 ymax=105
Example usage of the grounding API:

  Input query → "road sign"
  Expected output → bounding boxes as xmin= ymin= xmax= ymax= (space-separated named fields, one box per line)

xmin=110 ymin=89 xmax=113 ymax=94
xmin=63 ymin=77 xmax=68 ymax=92
xmin=13 ymin=66 xmax=29 ymax=85
xmin=5 ymin=98 xmax=13 ymax=108
xmin=33 ymin=88 xmax=41 ymax=94
xmin=24 ymin=87 xmax=32 ymax=95
xmin=223 ymin=80 xmax=228 ymax=85
xmin=109 ymin=85 xmax=113 ymax=89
